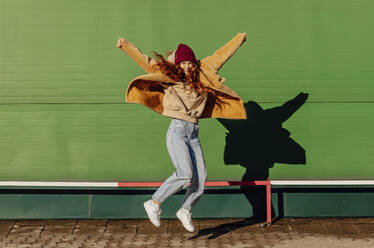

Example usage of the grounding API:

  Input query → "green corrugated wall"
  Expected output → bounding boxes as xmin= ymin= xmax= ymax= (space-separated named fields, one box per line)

xmin=1 ymin=0 xmax=374 ymax=182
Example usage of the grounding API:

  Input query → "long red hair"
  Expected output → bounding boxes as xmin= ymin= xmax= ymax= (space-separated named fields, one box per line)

xmin=152 ymin=52 xmax=226 ymax=108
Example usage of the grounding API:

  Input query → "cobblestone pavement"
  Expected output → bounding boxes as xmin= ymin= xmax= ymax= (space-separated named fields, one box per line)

xmin=0 ymin=218 xmax=374 ymax=247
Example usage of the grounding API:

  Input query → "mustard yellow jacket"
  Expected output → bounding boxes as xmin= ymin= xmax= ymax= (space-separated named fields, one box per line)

xmin=120 ymin=32 xmax=247 ymax=120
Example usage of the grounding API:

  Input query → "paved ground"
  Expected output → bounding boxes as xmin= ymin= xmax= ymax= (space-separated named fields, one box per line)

xmin=0 ymin=218 xmax=374 ymax=247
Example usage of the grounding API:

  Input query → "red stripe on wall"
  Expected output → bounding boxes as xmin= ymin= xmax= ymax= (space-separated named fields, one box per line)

xmin=117 ymin=181 xmax=270 ymax=187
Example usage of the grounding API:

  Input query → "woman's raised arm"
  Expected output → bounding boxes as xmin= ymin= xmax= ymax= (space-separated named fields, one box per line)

xmin=117 ymin=37 xmax=157 ymax=74
xmin=200 ymin=32 xmax=246 ymax=72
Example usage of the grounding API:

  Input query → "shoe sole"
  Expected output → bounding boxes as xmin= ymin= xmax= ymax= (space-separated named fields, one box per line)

xmin=144 ymin=202 xmax=161 ymax=227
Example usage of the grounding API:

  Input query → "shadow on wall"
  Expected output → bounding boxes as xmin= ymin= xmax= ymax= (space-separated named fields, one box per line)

xmin=218 ymin=92 xmax=309 ymax=219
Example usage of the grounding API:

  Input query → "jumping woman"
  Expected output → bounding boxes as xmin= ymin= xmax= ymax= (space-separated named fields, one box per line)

xmin=117 ymin=33 xmax=247 ymax=232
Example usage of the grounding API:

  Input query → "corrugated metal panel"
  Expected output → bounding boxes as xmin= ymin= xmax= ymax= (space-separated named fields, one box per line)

xmin=1 ymin=0 xmax=374 ymax=103
xmin=0 ymin=103 xmax=373 ymax=181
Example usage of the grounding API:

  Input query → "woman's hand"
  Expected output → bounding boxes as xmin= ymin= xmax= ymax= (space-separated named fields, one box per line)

xmin=117 ymin=37 xmax=126 ymax=48
xmin=241 ymin=32 xmax=247 ymax=45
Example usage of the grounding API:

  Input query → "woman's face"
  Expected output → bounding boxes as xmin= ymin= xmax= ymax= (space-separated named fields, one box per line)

xmin=179 ymin=61 xmax=195 ymax=75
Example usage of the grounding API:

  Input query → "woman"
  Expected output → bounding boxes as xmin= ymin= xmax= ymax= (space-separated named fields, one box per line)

xmin=117 ymin=33 xmax=246 ymax=232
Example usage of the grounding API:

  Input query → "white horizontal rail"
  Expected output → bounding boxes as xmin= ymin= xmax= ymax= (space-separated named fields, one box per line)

xmin=0 ymin=181 xmax=118 ymax=187
xmin=271 ymin=180 xmax=374 ymax=185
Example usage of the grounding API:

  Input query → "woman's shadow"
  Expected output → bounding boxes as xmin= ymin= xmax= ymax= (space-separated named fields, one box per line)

xmin=191 ymin=92 xmax=308 ymax=239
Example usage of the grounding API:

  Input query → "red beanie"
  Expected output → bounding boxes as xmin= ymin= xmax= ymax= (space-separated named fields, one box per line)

xmin=174 ymin=44 xmax=197 ymax=65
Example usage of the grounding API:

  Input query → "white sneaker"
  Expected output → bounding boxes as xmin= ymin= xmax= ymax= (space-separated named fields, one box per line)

xmin=176 ymin=208 xmax=194 ymax=232
xmin=143 ymin=200 xmax=162 ymax=227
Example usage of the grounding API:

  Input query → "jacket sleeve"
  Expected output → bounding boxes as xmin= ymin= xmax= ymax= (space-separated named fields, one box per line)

xmin=201 ymin=32 xmax=246 ymax=72
xmin=119 ymin=39 xmax=158 ymax=74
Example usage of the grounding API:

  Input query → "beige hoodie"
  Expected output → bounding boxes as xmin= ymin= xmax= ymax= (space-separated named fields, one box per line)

xmin=162 ymin=82 xmax=207 ymax=123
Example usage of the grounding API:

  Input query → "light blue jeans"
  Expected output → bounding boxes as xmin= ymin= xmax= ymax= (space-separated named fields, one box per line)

xmin=152 ymin=118 xmax=207 ymax=210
